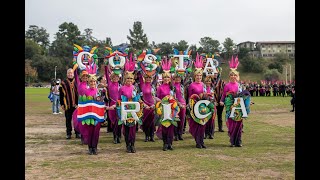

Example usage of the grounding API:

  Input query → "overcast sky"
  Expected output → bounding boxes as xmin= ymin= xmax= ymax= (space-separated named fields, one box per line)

xmin=25 ymin=0 xmax=294 ymax=46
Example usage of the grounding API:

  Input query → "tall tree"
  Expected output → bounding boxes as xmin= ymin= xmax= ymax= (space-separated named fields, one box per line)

xmin=25 ymin=25 xmax=50 ymax=54
xmin=197 ymin=46 xmax=204 ymax=53
xmin=241 ymin=57 xmax=265 ymax=73
xmin=273 ymin=53 xmax=290 ymax=64
xmin=25 ymin=39 xmax=42 ymax=59
xmin=222 ymin=37 xmax=236 ymax=60
xmin=157 ymin=42 xmax=173 ymax=56
xmin=57 ymin=22 xmax=82 ymax=44
xmin=127 ymin=21 xmax=149 ymax=50
xmin=49 ymin=22 xmax=83 ymax=58
xmin=189 ymin=44 xmax=197 ymax=59
xmin=82 ymin=28 xmax=97 ymax=46
xmin=268 ymin=61 xmax=283 ymax=73
xmin=199 ymin=36 xmax=220 ymax=53
xmin=25 ymin=59 xmax=38 ymax=83
xmin=31 ymin=55 xmax=64 ymax=81
xmin=264 ymin=69 xmax=281 ymax=81
xmin=172 ymin=40 xmax=189 ymax=51
xmin=149 ymin=41 xmax=157 ymax=49
xmin=238 ymin=47 xmax=250 ymax=59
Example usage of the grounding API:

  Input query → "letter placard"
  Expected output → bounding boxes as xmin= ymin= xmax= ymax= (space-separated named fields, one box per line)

xmin=121 ymin=102 xmax=141 ymax=122
xmin=230 ymin=98 xmax=248 ymax=118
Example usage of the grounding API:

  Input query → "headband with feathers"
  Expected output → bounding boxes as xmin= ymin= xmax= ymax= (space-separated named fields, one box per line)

xmin=193 ymin=53 xmax=204 ymax=76
xmin=124 ymin=53 xmax=135 ymax=80
xmin=161 ymin=57 xmax=172 ymax=78
xmin=229 ymin=55 xmax=239 ymax=76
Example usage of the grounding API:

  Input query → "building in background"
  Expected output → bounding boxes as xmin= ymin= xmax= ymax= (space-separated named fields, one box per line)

xmin=256 ymin=41 xmax=295 ymax=58
xmin=237 ymin=41 xmax=255 ymax=51
xmin=237 ymin=41 xmax=295 ymax=59
xmin=236 ymin=41 xmax=260 ymax=58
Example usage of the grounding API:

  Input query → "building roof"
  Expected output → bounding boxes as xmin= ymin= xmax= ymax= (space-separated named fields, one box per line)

xmin=237 ymin=41 xmax=255 ymax=46
xmin=256 ymin=41 xmax=295 ymax=44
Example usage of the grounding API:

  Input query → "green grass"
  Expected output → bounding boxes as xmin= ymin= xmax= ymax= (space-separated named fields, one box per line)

xmin=25 ymin=87 xmax=50 ymax=101
xmin=219 ymin=61 xmax=295 ymax=82
xmin=250 ymin=96 xmax=291 ymax=111
xmin=25 ymin=88 xmax=294 ymax=179
xmin=25 ymin=88 xmax=52 ymax=114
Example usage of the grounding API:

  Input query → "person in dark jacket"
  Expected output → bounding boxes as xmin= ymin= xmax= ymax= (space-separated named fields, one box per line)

xmin=59 ymin=68 xmax=80 ymax=139
xmin=290 ymin=86 xmax=295 ymax=112
xmin=213 ymin=67 xmax=225 ymax=132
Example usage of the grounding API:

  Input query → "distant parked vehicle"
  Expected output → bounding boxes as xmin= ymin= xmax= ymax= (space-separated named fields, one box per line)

xmin=25 ymin=82 xmax=29 ymax=87
xmin=33 ymin=83 xmax=43 ymax=87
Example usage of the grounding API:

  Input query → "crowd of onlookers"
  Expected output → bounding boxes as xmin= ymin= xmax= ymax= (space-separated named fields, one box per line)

xmin=239 ymin=80 xmax=295 ymax=97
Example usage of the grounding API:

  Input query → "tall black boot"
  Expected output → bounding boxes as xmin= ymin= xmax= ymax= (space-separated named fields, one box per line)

xmin=162 ymin=139 xmax=168 ymax=151
xmin=149 ymin=128 xmax=155 ymax=142
xmin=235 ymin=139 xmax=242 ymax=147
xmin=201 ymin=144 xmax=207 ymax=148
xmin=92 ymin=147 xmax=98 ymax=155
xmin=107 ymin=118 xmax=113 ymax=133
xmin=117 ymin=135 xmax=121 ymax=143
xmin=144 ymin=132 xmax=149 ymax=142
xmin=88 ymin=146 xmax=93 ymax=155
xmin=113 ymin=134 xmax=117 ymax=144
xmin=163 ymin=143 xmax=168 ymax=151
xmin=117 ymin=127 xmax=122 ymax=143
xmin=218 ymin=120 xmax=223 ymax=132
xmin=167 ymin=143 xmax=173 ymax=150
xmin=196 ymin=136 xmax=202 ymax=149
xmin=200 ymin=136 xmax=206 ymax=148
xmin=131 ymin=142 xmax=136 ymax=153
xmin=126 ymin=142 xmax=131 ymax=153
xmin=75 ymin=133 xmax=81 ymax=139
xmin=80 ymin=136 xmax=84 ymax=145
xmin=178 ymin=134 xmax=183 ymax=140
xmin=174 ymin=127 xmax=178 ymax=141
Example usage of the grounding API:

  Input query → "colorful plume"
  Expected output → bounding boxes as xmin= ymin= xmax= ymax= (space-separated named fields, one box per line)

xmin=194 ymin=53 xmax=203 ymax=68
xmin=125 ymin=53 xmax=136 ymax=72
xmin=229 ymin=55 xmax=239 ymax=69
xmin=161 ymin=57 xmax=172 ymax=71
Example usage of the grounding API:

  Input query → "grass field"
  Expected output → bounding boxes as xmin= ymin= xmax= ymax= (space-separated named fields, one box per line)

xmin=219 ymin=61 xmax=295 ymax=83
xmin=25 ymin=88 xmax=294 ymax=179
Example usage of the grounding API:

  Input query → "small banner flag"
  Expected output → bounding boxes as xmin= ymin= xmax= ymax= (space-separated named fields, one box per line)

xmin=77 ymin=100 xmax=105 ymax=122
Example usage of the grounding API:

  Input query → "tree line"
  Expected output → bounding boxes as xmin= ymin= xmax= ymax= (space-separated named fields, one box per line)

xmin=25 ymin=21 xmax=293 ymax=83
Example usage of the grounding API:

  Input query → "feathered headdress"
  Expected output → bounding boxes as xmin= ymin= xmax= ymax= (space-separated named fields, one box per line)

xmin=229 ymin=55 xmax=239 ymax=76
xmin=137 ymin=49 xmax=159 ymax=78
xmin=193 ymin=53 xmax=204 ymax=76
xmin=172 ymin=48 xmax=192 ymax=78
xmin=105 ymin=47 xmax=127 ymax=76
xmin=124 ymin=53 xmax=136 ymax=80
xmin=73 ymin=44 xmax=98 ymax=75
xmin=161 ymin=57 xmax=172 ymax=78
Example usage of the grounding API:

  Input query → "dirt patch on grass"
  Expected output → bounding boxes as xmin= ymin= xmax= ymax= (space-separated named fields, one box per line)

xmin=215 ymin=154 xmax=238 ymax=161
xmin=26 ymin=113 xmax=198 ymax=179
xmin=25 ymin=103 xmax=294 ymax=179
xmin=257 ymin=169 xmax=282 ymax=179
xmin=253 ymin=109 xmax=295 ymax=127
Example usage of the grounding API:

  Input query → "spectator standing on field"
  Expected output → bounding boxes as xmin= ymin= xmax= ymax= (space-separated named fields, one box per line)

xmin=52 ymin=79 xmax=62 ymax=114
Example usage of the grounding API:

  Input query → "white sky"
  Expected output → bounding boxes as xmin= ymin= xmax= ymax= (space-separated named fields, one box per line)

xmin=25 ymin=0 xmax=295 ymax=46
